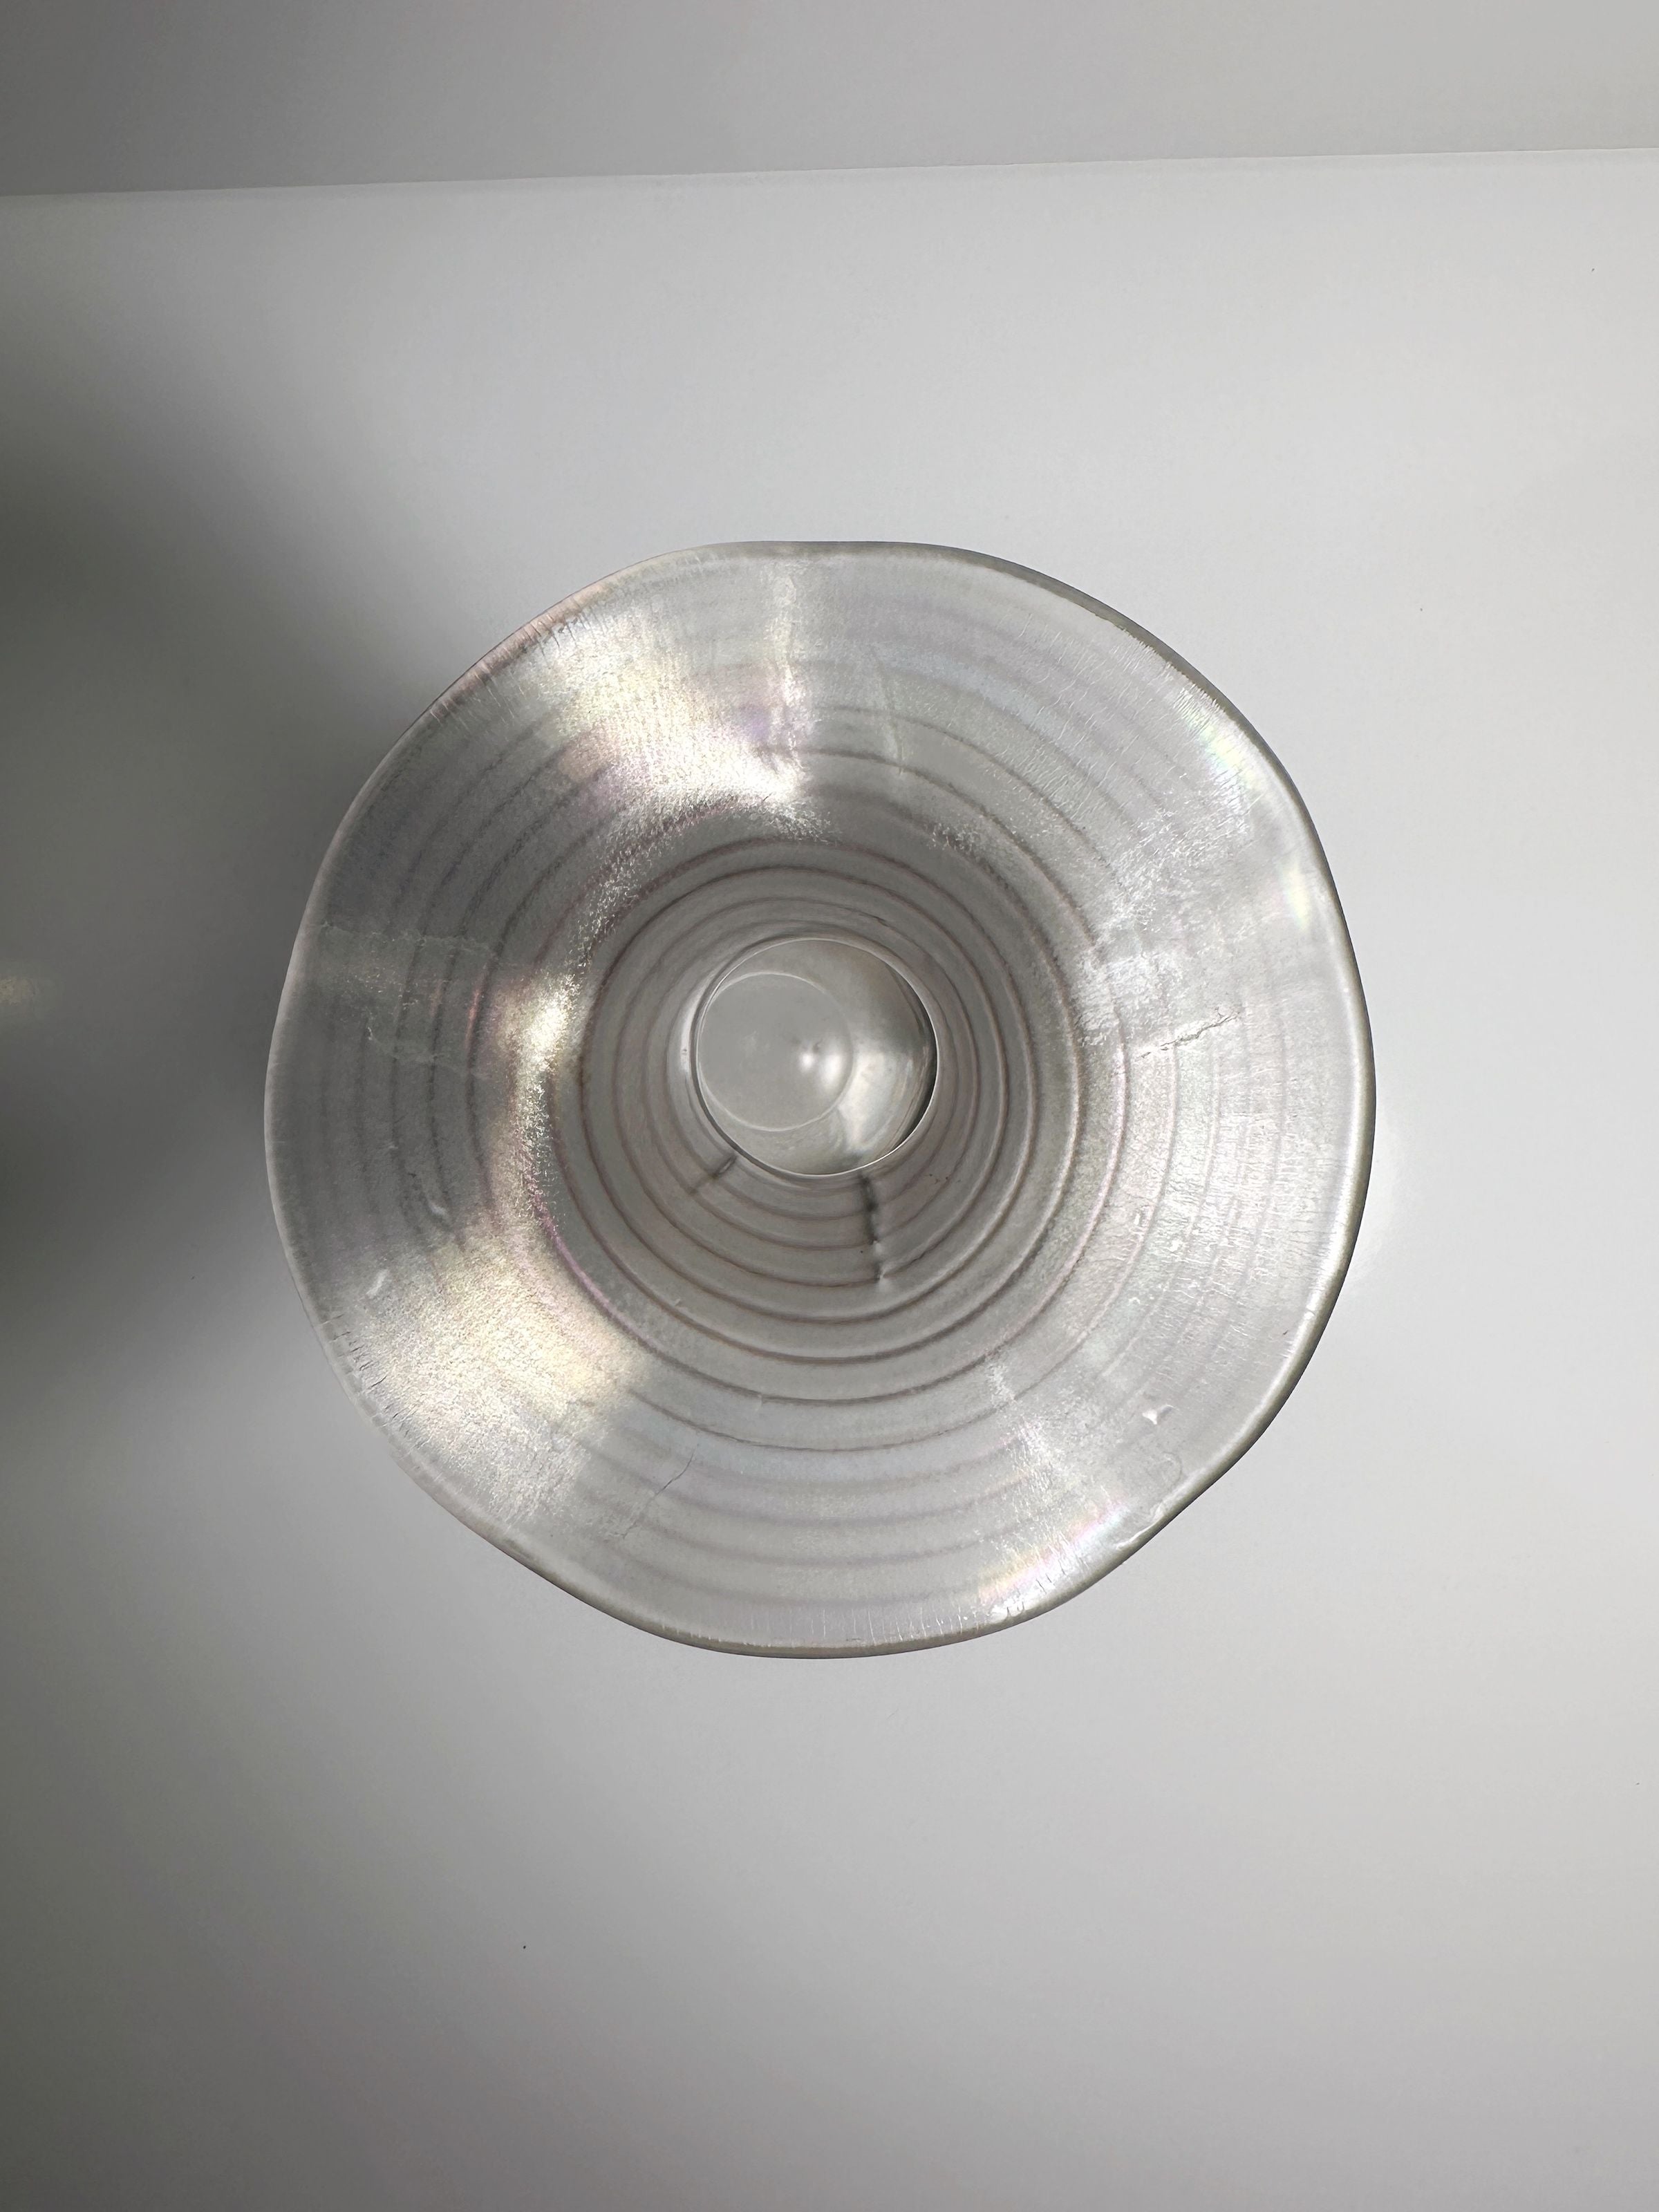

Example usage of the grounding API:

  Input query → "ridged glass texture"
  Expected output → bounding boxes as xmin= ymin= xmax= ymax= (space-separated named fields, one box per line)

xmin=267 ymin=544 xmax=1372 ymax=1654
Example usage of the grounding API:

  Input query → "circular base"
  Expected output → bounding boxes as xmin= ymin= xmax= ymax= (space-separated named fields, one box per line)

xmin=693 ymin=936 xmax=937 ymax=1178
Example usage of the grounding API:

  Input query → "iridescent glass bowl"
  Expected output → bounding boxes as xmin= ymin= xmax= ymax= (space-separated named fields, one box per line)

xmin=268 ymin=544 xmax=1371 ymax=1653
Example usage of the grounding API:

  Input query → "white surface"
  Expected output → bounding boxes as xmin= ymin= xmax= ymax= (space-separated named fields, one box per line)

xmin=2 ymin=153 xmax=1657 ymax=2206
xmin=3 ymin=0 xmax=1659 ymax=194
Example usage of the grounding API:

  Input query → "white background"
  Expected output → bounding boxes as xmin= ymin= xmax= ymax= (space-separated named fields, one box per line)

xmin=3 ymin=153 xmax=1657 ymax=2206
xmin=3 ymin=0 xmax=1659 ymax=192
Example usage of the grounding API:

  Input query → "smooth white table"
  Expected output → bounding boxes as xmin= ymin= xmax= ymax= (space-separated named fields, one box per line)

xmin=2 ymin=153 xmax=1656 ymax=2209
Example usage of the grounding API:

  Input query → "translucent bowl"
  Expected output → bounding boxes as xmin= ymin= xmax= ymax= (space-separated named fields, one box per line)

xmin=267 ymin=544 xmax=1372 ymax=1654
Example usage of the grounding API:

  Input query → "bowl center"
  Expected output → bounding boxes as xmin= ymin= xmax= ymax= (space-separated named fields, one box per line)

xmin=693 ymin=935 xmax=937 ymax=1177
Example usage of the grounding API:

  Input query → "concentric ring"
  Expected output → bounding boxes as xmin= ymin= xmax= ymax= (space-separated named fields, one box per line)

xmin=266 ymin=543 xmax=1372 ymax=1653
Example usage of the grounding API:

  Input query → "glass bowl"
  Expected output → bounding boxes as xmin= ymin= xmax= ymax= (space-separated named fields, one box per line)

xmin=267 ymin=544 xmax=1371 ymax=1654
